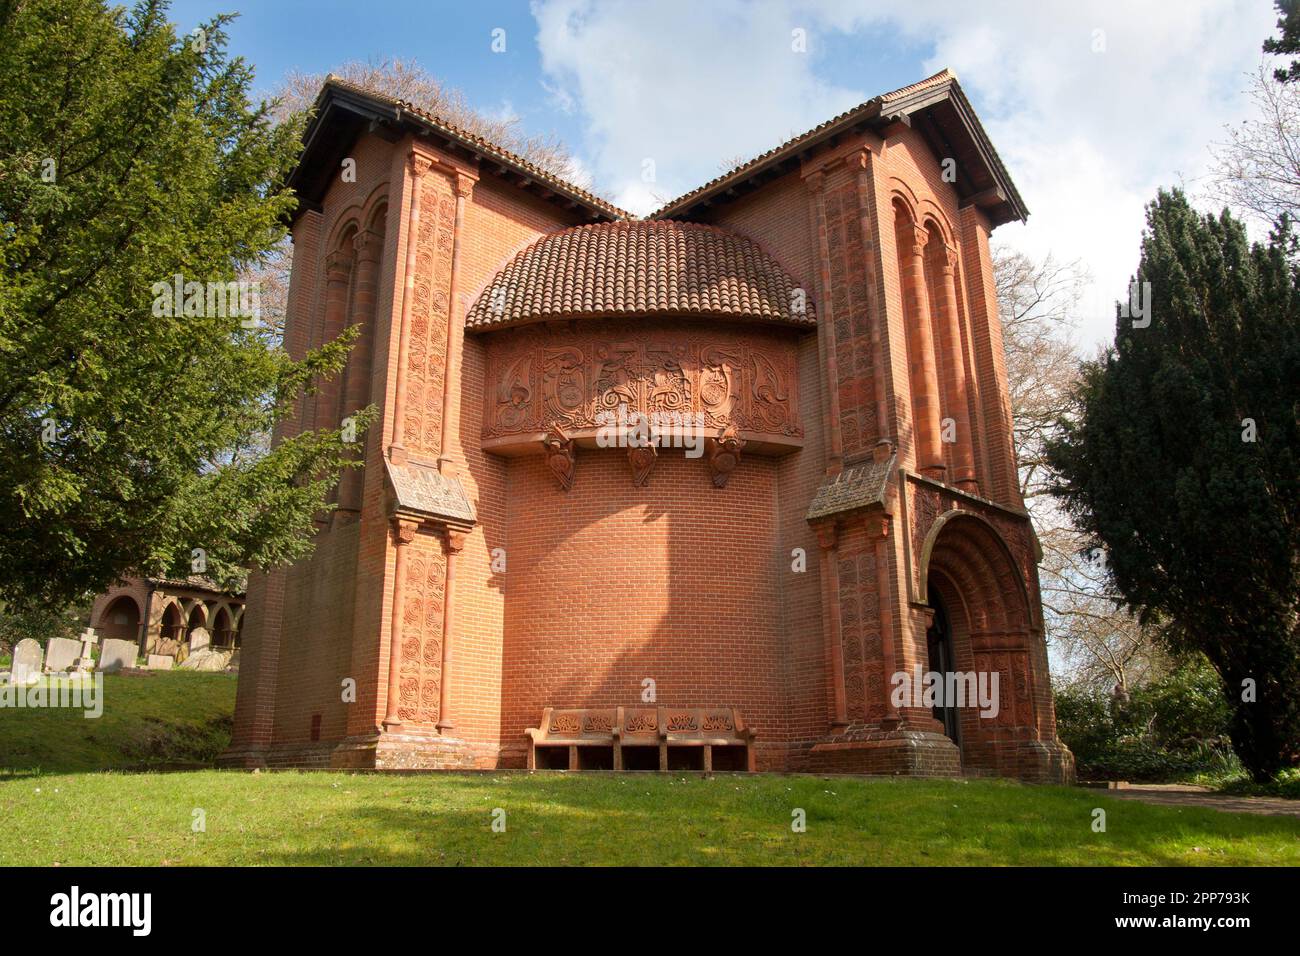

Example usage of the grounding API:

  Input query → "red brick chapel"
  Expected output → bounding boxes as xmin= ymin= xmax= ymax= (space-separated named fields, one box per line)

xmin=221 ymin=69 xmax=1074 ymax=782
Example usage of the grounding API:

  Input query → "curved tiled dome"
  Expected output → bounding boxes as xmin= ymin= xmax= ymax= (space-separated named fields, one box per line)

xmin=466 ymin=220 xmax=816 ymax=331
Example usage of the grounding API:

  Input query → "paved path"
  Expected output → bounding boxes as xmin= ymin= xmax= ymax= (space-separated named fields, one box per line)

xmin=1098 ymin=783 xmax=1300 ymax=817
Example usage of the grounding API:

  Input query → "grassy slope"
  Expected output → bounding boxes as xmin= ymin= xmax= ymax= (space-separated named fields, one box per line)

xmin=1 ymin=671 xmax=1295 ymax=866
xmin=0 ymin=671 xmax=236 ymax=774
xmin=2 ymin=770 xmax=1297 ymax=866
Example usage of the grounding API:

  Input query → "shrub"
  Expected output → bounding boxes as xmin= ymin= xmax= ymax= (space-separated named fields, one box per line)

xmin=1056 ymin=657 xmax=1236 ymax=780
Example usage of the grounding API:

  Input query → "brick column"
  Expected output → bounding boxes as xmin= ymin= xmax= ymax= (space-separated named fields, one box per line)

xmin=389 ymin=152 xmax=432 ymax=464
xmin=437 ymin=528 xmax=467 ymax=734
xmin=317 ymin=249 xmax=353 ymax=440
xmin=383 ymin=517 xmax=419 ymax=730
xmin=934 ymin=244 xmax=977 ymax=491
xmin=806 ymin=171 xmax=844 ymax=475
xmin=335 ymin=228 xmax=382 ymax=517
xmin=852 ymin=150 xmax=891 ymax=444
xmin=899 ymin=224 xmax=945 ymax=479
xmin=437 ymin=173 xmax=476 ymax=476
xmin=816 ymin=523 xmax=848 ymax=728
xmin=868 ymin=511 xmax=901 ymax=729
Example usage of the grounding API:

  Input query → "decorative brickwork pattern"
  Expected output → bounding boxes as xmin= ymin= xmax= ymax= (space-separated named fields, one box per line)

xmin=403 ymin=175 xmax=456 ymax=456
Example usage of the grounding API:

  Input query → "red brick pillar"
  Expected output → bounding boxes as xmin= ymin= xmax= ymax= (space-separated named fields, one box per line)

xmin=806 ymin=171 xmax=844 ymax=475
xmin=933 ymin=244 xmax=977 ymax=491
xmin=899 ymin=223 xmax=945 ymax=479
xmin=868 ymin=511 xmax=901 ymax=729
xmin=335 ymin=228 xmax=382 ymax=517
xmin=317 ymin=249 xmax=353 ymax=440
xmin=437 ymin=174 xmax=475 ymax=476
xmin=437 ymin=528 xmax=467 ymax=734
xmin=815 ymin=523 xmax=848 ymax=728
xmin=383 ymin=518 xmax=419 ymax=729
xmin=390 ymin=152 xmax=432 ymax=464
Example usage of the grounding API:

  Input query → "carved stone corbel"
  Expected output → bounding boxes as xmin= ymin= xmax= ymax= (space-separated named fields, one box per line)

xmin=628 ymin=440 xmax=658 ymax=487
xmin=706 ymin=425 xmax=746 ymax=488
xmin=541 ymin=426 xmax=575 ymax=491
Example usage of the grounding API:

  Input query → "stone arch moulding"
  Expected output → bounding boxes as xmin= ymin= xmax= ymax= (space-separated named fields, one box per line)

xmin=914 ymin=508 xmax=1032 ymax=628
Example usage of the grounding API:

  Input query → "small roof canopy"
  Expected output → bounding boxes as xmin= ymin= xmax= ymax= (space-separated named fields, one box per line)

xmin=465 ymin=220 xmax=816 ymax=333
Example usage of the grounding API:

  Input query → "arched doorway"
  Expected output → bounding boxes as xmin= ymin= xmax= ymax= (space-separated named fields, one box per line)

xmin=185 ymin=603 xmax=207 ymax=643
xmin=921 ymin=511 xmax=1040 ymax=776
xmin=926 ymin=591 xmax=960 ymax=744
xmin=211 ymin=606 xmax=234 ymax=649
xmin=158 ymin=602 xmax=184 ymax=653
xmin=99 ymin=596 xmax=141 ymax=642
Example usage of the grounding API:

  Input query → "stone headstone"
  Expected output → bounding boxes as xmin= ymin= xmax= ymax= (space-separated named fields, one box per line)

xmin=146 ymin=654 xmax=174 ymax=670
xmin=178 ymin=646 xmax=233 ymax=672
xmin=97 ymin=638 xmax=138 ymax=673
xmin=11 ymin=639 xmax=42 ymax=685
xmin=45 ymin=637 xmax=81 ymax=672
xmin=188 ymin=626 xmax=211 ymax=652
xmin=77 ymin=627 xmax=99 ymax=667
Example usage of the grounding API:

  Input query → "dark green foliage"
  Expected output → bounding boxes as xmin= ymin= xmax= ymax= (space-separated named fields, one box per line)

xmin=0 ymin=1 xmax=365 ymax=607
xmin=1055 ymin=659 xmax=1236 ymax=781
xmin=1264 ymin=0 xmax=1300 ymax=83
xmin=0 ymin=601 xmax=87 ymax=654
xmin=1047 ymin=189 xmax=1300 ymax=781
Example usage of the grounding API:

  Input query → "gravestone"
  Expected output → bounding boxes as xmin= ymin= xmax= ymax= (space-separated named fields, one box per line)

xmin=77 ymin=627 xmax=98 ymax=671
xmin=188 ymin=626 xmax=211 ymax=652
xmin=178 ymin=647 xmax=233 ymax=672
xmin=45 ymin=637 xmax=81 ymax=672
xmin=11 ymin=639 xmax=42 ymax=685
xmin=146 ymin=654 xmax=174 ymax=670
xmin=97 ymin=638 xmax=138 ymax=673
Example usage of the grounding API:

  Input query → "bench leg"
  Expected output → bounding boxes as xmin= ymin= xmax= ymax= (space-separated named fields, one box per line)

xmin=613 ymin=742 xmax=623 ymax=771
xmin=569 ymin=745 xmax=578 ymax=771
xmin=527 ymin=743 xmax=536 ymax=771
xmin=658 ymin=741 xmax=667 ymax=771
xmin=703 ymin=745 xmax=712 ymax=773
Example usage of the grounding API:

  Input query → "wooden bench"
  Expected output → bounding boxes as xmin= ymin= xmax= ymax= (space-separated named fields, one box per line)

xmin=526 ymin=706 xmax=756 ymax=771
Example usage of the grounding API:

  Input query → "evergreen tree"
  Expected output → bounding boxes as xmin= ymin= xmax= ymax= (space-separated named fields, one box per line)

xmin=1047 ymin=190 xmax=1300 ymax=780
xmin=1265 ymin=0 xmax=1300 ymax=83
xmin=0 ymin=0 xmax=365 ymax=607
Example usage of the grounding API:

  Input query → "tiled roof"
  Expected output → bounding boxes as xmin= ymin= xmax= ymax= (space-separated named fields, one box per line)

xmin=317 ymin=77 xmax=631 ymax=221
xmin=465 ymin=220 xmax=816 ymax=331
xmin=652 ymin=70 xmax=958 ymax=219
xmin=806 ymin=455 xmax=896 ymax=522
xmin=305 ymin=69 xmax=1024 ymax=227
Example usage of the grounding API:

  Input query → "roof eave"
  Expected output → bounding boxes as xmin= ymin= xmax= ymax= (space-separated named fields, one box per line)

xmin=287 ymin=80 xmax=626 ymax=224
xmin=652 ymin=75 xmax=1028 ymax=228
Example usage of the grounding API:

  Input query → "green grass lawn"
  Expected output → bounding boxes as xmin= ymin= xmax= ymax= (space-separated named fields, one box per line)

xmin=2 ymin=770 xmax=1297 ymax=866
xmin=1 ymin=669 xmax=1296 ymax=866
xmin=0 ymin=671 xmax=236 ymax=774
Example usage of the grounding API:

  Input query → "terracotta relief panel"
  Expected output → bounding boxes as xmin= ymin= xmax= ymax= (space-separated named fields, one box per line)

xmin=403 ymin=174 xmax=456 ymax=456
xmin=823 ymin=182 xmax=878 ymax=460
xmin=397 ymin=535 xmax=446 ymax=725
xmin=482 ymin=326 xmax=802 ymax=442
xmin=837 ymin=548 xmax=883 ymax=723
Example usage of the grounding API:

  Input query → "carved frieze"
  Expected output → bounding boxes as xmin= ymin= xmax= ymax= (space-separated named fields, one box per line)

xmin=403 ymin=174 xmax=456 ymax=456
xmin=397 ymin=537 xmax=446 ymax=726
xmin=482 ymin=327 xmax=802 ymax=443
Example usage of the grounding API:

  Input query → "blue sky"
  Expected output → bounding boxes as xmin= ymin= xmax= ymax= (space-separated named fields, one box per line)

xmin=168 ymin=0 xmax=1280 ymax=347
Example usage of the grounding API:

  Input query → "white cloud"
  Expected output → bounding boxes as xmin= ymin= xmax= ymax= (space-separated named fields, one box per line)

xmin=531 ymin=0 xmax=867 ymax=212
xmin=531 ymin=0 xmax=1278 ymax=346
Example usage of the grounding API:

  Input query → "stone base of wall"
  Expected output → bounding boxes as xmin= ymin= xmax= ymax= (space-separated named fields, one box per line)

xmin=330 ymin=731 xmax=486 ymax=771
xmin=806 ymin=728 xmax=963 ymax=776
xmin=215 ymin=745 xmax=269 ymax=770
xmin=1016 ymin=738 xmax=1076 ymax=785
xmin=220 ymin=732 xmax=1073 ymax=782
